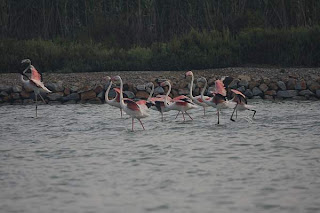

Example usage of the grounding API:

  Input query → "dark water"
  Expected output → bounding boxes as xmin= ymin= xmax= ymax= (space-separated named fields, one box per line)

xmin=1 ymin=100 xmax=320 ymax=213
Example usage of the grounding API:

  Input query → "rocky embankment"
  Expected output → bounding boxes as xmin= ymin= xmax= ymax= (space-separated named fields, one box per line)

xmin=1 ymin=67 xmax=320 ymax=105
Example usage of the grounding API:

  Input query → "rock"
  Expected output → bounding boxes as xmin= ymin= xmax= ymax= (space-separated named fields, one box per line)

xmin=63 ymin=100 xmax=77 ymax=104
xmin=20 ymin=91 xmax=31 ymax=99
xmin=48 ymin=101 xmax=61 ymax=105
xmin=277 ymin=90 xmax=298 ymax=98
xmin=11 ymin=93 xmax=20 ymax=100
xmin=64 ymin=87 xmax=71 ymax=95
xmin=12 ymin=85 xmax=22 ymax=93
xmin=178 ymin=88 xmax=189 ymax=95
xmin=97 ymin=91 xmax=105 ymax=100
xmin=295 ymin=80 xmax=307 ymax=91
xmin=236 ymin=86 xmax=246 ymax=93
xmin=264 ymin=95 xmax=274 ymax=100
xmin=259 ymin=83 xmax=268 ymax=92
xmin=277 ymin=81 xmax=287 ymax=90
xmin=107 ymin=89 xmax=117 ymax=99
xmin=238 ymin=75 xmax=251 ymax=82
xmin=70 ymin=86 xmax=79 ymax=93
xmin=244 ymin=89 xmax=253 ymax=98
xmin=264 ymin=90 xmax=277 ymax=96
xmin=87 ymin=98 xmax=102 ymax=104
xmin=308 ymin=82 xmax=320 ymax=92
xmin=154 ymin=86 xmax=164 ymax=95
xmin=94 ymin=85 xmax=104 ymax=94
xmin=47 ymin=92 xmax=64 ymax=101
xmin=0 ymin=91 xmax=9 ymax=97
xmin=316 ymin=90 xmax=320 ymax=98
xmin=179 ymin=81 xmax=189 ymax=89
xmin=23 ymin=99 xmax=34 ymax=105
xmin=238 ymin=79 xmax=249 ymax=88
xmin=252 ymin=96 xmax=262 ymax=99
xmin=123 ymin=91 xmax=135 ymax=99
xmin=299 ymin=90 xmax=314 ymax=97
xmin=46 ymin=82 xmax=64 ymax=92
xmin=171 ymin=89 xmax=179 ymax=98
xmin=268 ymin=82 xmax=278 ymax=91
xmin=228 ymin=79 xmax=239 ymax=89
xmin=249 ymin=81 xmax=259 ymax=90
xmin=286 ymin=78 xmax=296 ymax=90
xmin=135 ymin=91 xmax=149 ymax=99
xmin=0 ymin=85 xmax=12 ymax=92
xmin=80 ymin=90 xmax=96 ymax=100
xmin=62 ymin=93 xmax=80 ymax=102
xmin=292 ymin=96 xmax=307 ymax=101
xmin=136 ymin=84 xmax=146 ymax=91
xmin=12 ymin=99 xmax=23 ymax=105
xmin=262 ymin=77 xmax=271 ymax=85
xmin=252 ymin=87 xmax=263 ymax=96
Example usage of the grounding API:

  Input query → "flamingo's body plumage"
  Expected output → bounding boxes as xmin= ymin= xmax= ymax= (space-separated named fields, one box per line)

xmin=230 ymin=89 xmax=256 ymax=121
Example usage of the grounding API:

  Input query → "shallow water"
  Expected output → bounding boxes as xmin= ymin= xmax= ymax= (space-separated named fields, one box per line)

xmin=1 ymin=100 xmax=320 ymax=213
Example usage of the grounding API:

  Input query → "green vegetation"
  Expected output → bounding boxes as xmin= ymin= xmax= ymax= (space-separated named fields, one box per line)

xmin=1 ymin=0 xmax=320 ymax=72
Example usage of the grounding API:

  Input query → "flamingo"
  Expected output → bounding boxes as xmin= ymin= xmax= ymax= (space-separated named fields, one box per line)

xmin=111 ymin=76 xmax=152 ymax=131
xmin=197 ymin=77 xmax=215 ymax=108
xmin=211 ymin=80 xmax=235 ymax=124
xmin=146 ymin=82 xmax=171 ymax=121
xmin=160 ymin=80 xmax=197 ymax=121
xmin=230 ymin=89 xmax=256 ymax=121
xmin=20 ymin=59 xmax=51 ymax=117
xmin=185 ymin=71 xmax=210 ymax=116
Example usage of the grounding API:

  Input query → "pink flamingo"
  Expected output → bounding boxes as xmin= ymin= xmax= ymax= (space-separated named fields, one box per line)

xmin=160 ymin=80 xmax=197 ymax=121
xmin=230 ymin=89 xmax=256 ymax=121
xmin=20 ymin=59 xmax=51 ymax=117
xmin=185 ymin=71 xmax=210 ymax=116
xmin=111 ymin=76 xmax=152 ymax=131
xmin=211 ymin=80 xmax=235 ymax=124
xmin=197 ymin=77 xmax=216 ymax=108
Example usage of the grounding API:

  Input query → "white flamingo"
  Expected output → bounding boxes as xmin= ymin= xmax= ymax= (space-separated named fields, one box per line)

xmin=20 ymin=59 xmax=51 ymax=117
xmin=185 ymin=71 xmax=210 ymax=116
xmin=111 ymin=76 xmax=151 ymax=131
xmin=230 ymin=89 xmax=256 ymax=121
xmin=104 ymin=76 xmax=126 ymax=118
xmin=160 ymin=80 xmax=197 ymax=121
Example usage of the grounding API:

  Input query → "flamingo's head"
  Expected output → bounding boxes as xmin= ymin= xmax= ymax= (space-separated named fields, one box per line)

xmin=146 ymin=82 xmax=154 ymax=88
xmin=111 ymin=75 xmax=121 ymax=82
xmin=185 ymin=71 xmax=193 ymax=78
xmin=103 ymin=76 xmax=111 ymax=81
xmin=160 ymin=80 xmax=170 ymax=87
xmin=21 ymin=59 xmax=31 ymax=64
xmin=197 ymin=77 xmax=207 ymax=83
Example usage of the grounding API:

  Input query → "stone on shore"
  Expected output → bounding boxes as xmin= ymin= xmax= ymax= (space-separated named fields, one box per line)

xmin=154 ymin=86 xmax=164 ymax=95
xmin=123 ymin=91 xmax=135 ymax=99
xmin=259 ymin=83 xmax=268 ymax=92
xmin=228 ymin=79 xmax=239 ymax=89
xmin=11 ymin=93 xmax=20 ymax=100
xmin=309 ymin=82 xmax=320 ymax=92
xmin=287 ymin=78 xmax=296 ymax=90
xmin=316 ymin=90 xmax=320 ymax=98
xmin=12 ymin=86 xmax=22 ymax=93
xmin=277 ymin=81 xmax=287 ymax=90
xmin=238 ymin=79 xmax=249 ymax=88
xmin=62 ymin=93 xmax=80 ymax=102
xmin=48 ymin=92 xmax=64 ymax=101
xmin=295 ymin=80 xmax=306 ymax=91
xmin=135 ymin=91 xmax=149 ymax=99
xmin=80 ymin=90 xmax=96 ymax=100
xmin=298 ymin=90 xmax=314 ymax=97
xmin=0 ymin=85 xmax=12 ymax=92
xmin=252 ymin=87 xmax=263 ymax=96
xmin=277 ymin=90 xmax=298 ymax=98
xmin=244 ymin=89 xmax=253 ymax=98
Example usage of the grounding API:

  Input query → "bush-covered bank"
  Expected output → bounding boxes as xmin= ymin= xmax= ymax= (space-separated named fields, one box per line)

xmin=1 ymin=27 xmax=320 ymax=73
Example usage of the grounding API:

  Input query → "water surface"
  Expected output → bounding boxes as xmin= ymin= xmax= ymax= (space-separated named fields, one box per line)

xmin=1 ymin=100 xmax=320 ymax=213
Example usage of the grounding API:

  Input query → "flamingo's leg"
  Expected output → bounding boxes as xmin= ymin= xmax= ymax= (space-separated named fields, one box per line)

xmin=138 ymin=119 xmax=145 ymax=130
xmin=161 ymin=111 xmax=164 ymax=122
xmin=175 ymin=111 xmax=180 ymax=119
xmin=120 ymin=108 xmax=123 ymax=118
xmin=217 ymin=110 xmax=220 ymax=124
xmin=185 ymin=111 xmax=193 ymax=120
xmin=38 ymin=93 xmax=47 ymax=104
xmin=132 ymin=117 xmax=134 ymax=131
xmin=248 ymin=109 xmax=256 ymax=118
xmin=35 ymin=93 xmax=38 ymax=118
xmin=236 ymin=108 xmax=238 ymax=119
xmin=230 ymin=103 xmax=238 ymax=122
xmin=203 ymin=107 xmax=206 ymax=116
xmin=182 ymin=112 xmax=185 ymax=121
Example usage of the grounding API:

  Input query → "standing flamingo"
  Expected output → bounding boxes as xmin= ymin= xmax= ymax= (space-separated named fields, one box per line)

xmin=20 ymin=59 xmax=51 ymax=117
xmin=185 ymin=71 xmax=210 ymax=116
xmin=160 ymin=80 xmax=197 ymax=121
xmin=230 ymin=89 xmax=256 ymax=121
xmin=197 ymin=77 xmax=215 ymax=108
xmin=211 ymin=80 xmax=235 ymax=124
xmin=111 ymin=76 xmax=151 ymax=131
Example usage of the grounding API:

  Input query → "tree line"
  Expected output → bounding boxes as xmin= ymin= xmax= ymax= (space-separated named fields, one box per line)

xmin=0 ymin=0 xmax=320 ymax=72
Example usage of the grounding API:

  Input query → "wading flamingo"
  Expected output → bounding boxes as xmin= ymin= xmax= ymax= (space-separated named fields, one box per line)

xmin=111 ymin=76 xmax=152 ymax=131
xmin=104 ymin=76 xmax=125 ymax=118
xmin=160 ymin=80 xmax=197 ymax=121
xmin=230 ymin=89 xmax=256 ymax=121
xmin=211 ymin=80 xmax=235 ymax=124
xmin=197 ymin=77 xmax=215 ymax=108
xmin=20 ymin=59 xmax=51 ymax=117
xmin=185 ymin=71 xmax=211 ymax=116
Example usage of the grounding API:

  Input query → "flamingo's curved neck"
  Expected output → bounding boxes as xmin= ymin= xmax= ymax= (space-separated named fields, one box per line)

xmin=119 ymin=77 xmax=125 ymax=109
xmin=189 ymin=74 xmax=195 ymax=99
xmin=147 ymin=83 xmax=154 ymax=102
xmin=164 ymin=81 xmax=171 ymax=106
xmin=20 ymin=74 xmax=29 ymax=84
xmin=200 ymin=78 xmax=207 ymax=100
xmin=105 ymin=80 xmax=113 ymax=102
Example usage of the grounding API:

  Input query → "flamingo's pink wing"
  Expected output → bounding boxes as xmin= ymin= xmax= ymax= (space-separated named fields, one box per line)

xmin=126 ymin=100 xmax=140 ymax=111
xmin=31 ymin=66 xmax=41 ymax=81
xmin=113 ymin=88 xmax=121 ymax=94
xmin=214 ymin=80 xmax=226 ymax=96
xmin=231 ymin=89 xmax=246 ymax=98
xmin=136 ymin=100 xmax=147 ymax=105
xmin=196 ymin=97 xmax=204 ymax=103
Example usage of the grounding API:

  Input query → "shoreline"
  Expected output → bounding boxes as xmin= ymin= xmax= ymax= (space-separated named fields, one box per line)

xmin=1 ymin=67 xmax=320 ymax=105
